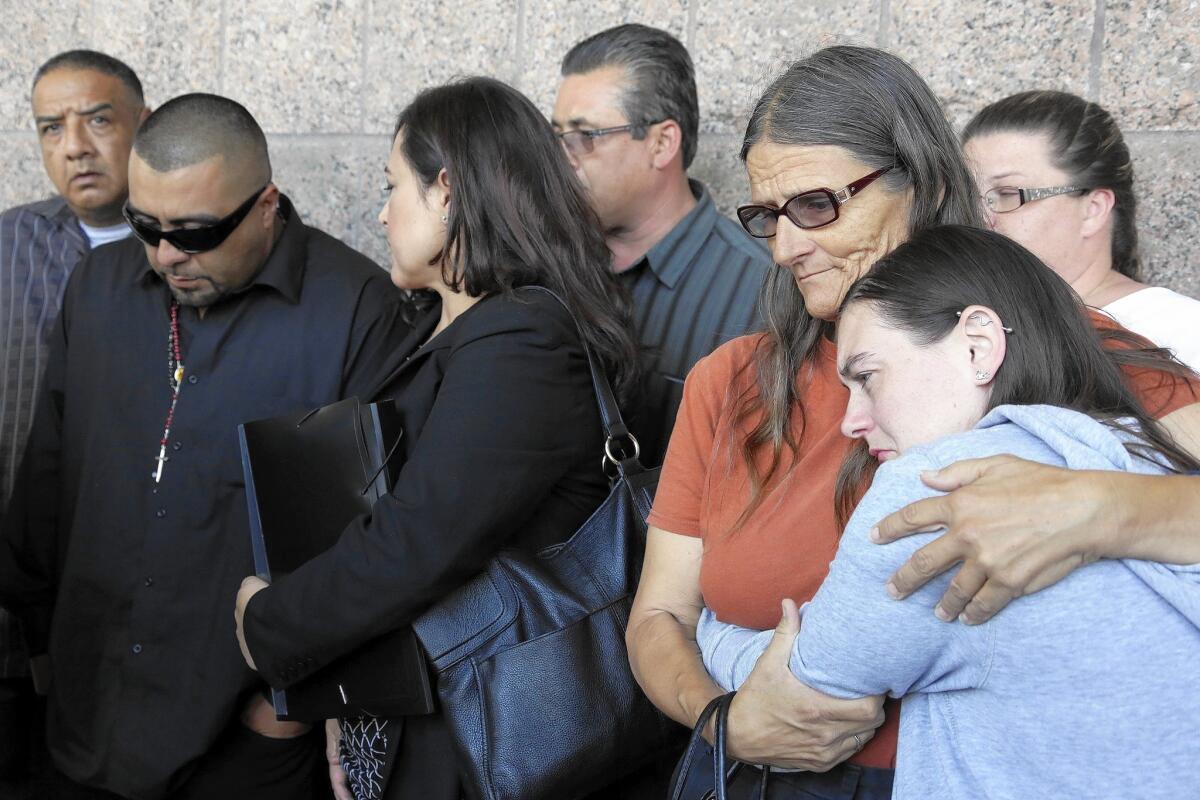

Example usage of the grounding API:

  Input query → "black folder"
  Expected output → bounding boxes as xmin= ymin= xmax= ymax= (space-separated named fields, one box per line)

xmin=238 ymin=397 xmax=434 ymax=721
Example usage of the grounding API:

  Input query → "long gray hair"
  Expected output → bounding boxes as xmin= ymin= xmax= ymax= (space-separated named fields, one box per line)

xmin=731 ymin=46 xmax=983 ymax=528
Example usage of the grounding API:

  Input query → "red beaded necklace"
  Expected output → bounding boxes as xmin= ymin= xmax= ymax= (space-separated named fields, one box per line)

xmin=153 ymin=300 xmax=185 ymax=483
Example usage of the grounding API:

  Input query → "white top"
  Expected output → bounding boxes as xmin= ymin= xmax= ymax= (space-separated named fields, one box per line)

xmin=79 ymin=221 xmax=132 ymax=249
xmin=1101 ymin=286 xmax=1200 ymax=373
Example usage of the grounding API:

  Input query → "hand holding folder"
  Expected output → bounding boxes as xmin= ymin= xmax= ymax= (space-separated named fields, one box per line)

xmin=238 ymin=397 xmax=434 ymax=722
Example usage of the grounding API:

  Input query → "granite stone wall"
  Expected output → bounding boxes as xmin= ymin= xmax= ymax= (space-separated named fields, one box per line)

xmin=2 ymin=0 xmax=1196 ymax=297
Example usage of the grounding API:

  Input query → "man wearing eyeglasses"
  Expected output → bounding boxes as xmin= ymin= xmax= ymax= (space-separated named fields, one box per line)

xmin=553 ymin=24 xmax=769 ymax=468
xmin=0 ymin=49 xmax=148 ymax=798
xmin=1 ymin=93 xmax=411 ymax=800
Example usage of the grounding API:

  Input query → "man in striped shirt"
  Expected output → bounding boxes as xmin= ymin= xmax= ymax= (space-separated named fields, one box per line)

xmin=555 ymin=24 xmax=769 ymax=468
xmin=0 ymin=50 xmax=146 ymax=788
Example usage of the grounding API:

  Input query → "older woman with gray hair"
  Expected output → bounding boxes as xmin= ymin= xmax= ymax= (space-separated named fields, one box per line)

xmin=626 ymin=45 xmax=1200 ymax=800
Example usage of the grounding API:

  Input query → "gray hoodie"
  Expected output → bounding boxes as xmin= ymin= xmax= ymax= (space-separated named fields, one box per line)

xmin=697 ymin=404 xmax=1200 ymax=800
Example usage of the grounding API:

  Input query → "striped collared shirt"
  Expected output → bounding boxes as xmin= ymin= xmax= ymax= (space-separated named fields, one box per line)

xmin=0 ymin=195 xmax=88 ymax=676
xmin=620 ymin=181 xmax=770 ymax=466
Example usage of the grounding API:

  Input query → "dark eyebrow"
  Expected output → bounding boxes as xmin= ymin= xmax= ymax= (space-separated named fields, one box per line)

xmin=838 ymin=351 xmax=873 ymax=381
xmin=35 ymin=103 xmax=114 ymax=125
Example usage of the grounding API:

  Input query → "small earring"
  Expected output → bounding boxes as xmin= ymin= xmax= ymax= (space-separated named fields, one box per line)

xmin=440 ymin=215 xmax=448 ymax=223
xmin=975 ymin=370 xmax=991 ymax=381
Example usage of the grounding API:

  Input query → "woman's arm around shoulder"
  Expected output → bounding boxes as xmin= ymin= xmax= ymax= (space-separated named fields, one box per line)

xmin=876 ymin=401 xmax=1200 ymax=624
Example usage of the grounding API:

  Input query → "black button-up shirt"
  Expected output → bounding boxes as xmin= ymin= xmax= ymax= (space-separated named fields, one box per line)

xmin=1 ymin=197 xmax=412 ymax=799
xmin=619 ymin=181 xmax=769 ymax=466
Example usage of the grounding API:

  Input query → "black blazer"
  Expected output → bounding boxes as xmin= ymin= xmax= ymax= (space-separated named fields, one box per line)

xmin=243 ymin=288 xmax=609 ymax=690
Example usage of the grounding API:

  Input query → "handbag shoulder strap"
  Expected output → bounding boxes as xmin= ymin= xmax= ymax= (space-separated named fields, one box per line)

xmin=519 ymin=285 xmax=640 ymax=463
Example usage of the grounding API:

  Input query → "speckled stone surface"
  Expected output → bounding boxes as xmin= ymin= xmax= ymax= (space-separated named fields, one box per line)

xmin=1128 ymin=133 xmax=1200 ymax=298
xmin=519 ymin=0 xmax=689 ymax=115
xmin=268 ymin=133 xmax=392 ymax=267
xmin=690 ymin=132 xmax=750 ymax=215
xmin=363 ymin=2 xmax=519 ymax=133
xmin=92 ymin=1 xmax=222 ymax=107
xmin=1102 ymin=0 xmax=1200 ymax=130
xmin=0 ymin=0 xmax=89 ymax=130
xmin=0 ymin=0 xmax=1196 ymax=298
xmin=0 ymin=132 xmax=55 ymax=213
xmin=692 ymin=0 xmax=876 ymax=135
xmin=225 ymin=0 xmax=365 ymax=133
xmin=889 ymin=0 xmax=1093 ymax=129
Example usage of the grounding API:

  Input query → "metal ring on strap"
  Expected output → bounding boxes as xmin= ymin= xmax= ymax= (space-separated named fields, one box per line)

xmin=603 ymin=433 xmax=641 ymax=466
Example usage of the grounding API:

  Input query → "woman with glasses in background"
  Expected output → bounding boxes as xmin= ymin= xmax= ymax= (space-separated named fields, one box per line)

xmin=963 ymin=90 xmax=1200 ymax=371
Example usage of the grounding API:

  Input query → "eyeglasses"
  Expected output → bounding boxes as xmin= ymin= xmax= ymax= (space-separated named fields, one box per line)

xmin=736 ymin=168 xmax=891 ymax=238
xmin=555 ymin=120 xmax=663 ymax=157
xmin=124 ymin=184 xmax=270 ymax=254
xmin=982 ymin=185 xmax=1089 ymax=214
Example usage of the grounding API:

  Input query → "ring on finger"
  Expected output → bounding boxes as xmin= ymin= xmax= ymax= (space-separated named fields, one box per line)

xmin=851 ymin=732 xmax=864 ymax=749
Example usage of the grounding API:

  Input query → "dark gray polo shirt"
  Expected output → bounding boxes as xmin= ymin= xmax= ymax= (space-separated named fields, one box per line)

xmin=619 ymin=180 xmax=770 ymax=466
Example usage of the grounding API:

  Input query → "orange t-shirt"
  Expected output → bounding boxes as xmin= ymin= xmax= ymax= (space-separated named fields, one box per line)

xmin=648 ymin=324 xmax=1197 ymax=770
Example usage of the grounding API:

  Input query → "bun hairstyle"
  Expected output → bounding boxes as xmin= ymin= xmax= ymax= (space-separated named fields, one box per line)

xmin=964 ymin=90 xmax=1141 ymax=279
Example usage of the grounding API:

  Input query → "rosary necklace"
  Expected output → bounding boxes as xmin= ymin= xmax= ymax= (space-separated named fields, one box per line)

xmin=153 ymin=300 xmax=185 ymax=483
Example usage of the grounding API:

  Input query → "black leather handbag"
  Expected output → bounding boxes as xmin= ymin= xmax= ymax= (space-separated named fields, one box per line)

xmin=411 ymin=287 xmax=680 ymax=800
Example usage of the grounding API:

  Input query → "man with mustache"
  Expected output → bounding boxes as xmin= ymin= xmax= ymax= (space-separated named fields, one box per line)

xmin=0 ymin=50 xmax=147 ymax=795
xmin=1 ymin=92 xmax=412 ymax=799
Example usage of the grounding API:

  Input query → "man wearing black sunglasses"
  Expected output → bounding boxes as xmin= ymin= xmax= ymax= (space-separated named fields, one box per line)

xmin=1 ymin=93 xmax=413 ymax=800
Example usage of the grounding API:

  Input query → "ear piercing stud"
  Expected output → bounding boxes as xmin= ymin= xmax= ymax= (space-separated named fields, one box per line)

xmin=975 ymin=370 xmax=991 ymax=381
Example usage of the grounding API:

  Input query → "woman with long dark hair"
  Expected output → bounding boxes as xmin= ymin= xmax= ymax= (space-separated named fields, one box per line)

xmin=627 ymin=46 xmax=1199 ymax=800
xmin=233 ymin=77 xmax=639 ymax=800
xmin=697 ymin=225 xmax=1200 ymax=798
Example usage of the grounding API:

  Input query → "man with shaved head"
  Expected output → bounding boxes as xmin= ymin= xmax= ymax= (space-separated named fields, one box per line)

xmin=1 ymin=93 xmax=412 ymax=799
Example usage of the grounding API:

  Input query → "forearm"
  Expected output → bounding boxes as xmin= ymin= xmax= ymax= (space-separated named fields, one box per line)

xmin=695 ymin=608 xmax=775 ymax=691
xmin=626 ymin=608 xmax=724 ymax=729
xmin=1101 ymin=472 xmax=1200 ymax=564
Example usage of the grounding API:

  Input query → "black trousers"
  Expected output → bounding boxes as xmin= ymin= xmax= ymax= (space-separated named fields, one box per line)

xmin=47 ymin=717 xmax=330 ymax=800
xmin=0 ymin=677 xmax=53 ymax=800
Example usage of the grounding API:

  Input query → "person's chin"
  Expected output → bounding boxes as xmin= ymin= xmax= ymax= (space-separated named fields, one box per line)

xmin=168 ymin=283 xmax=220 ymax=308
xmin=799 ymin=291 xmax=840 ymax=322
xmin=67 ymin=186 xmax=122 ymax=213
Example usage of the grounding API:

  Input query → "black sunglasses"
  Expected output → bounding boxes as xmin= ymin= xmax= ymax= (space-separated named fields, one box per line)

xmin=737 ymin=168 xmax=891 ymax=238
xmin=124 ymin=184 xmax=270 ymax=254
